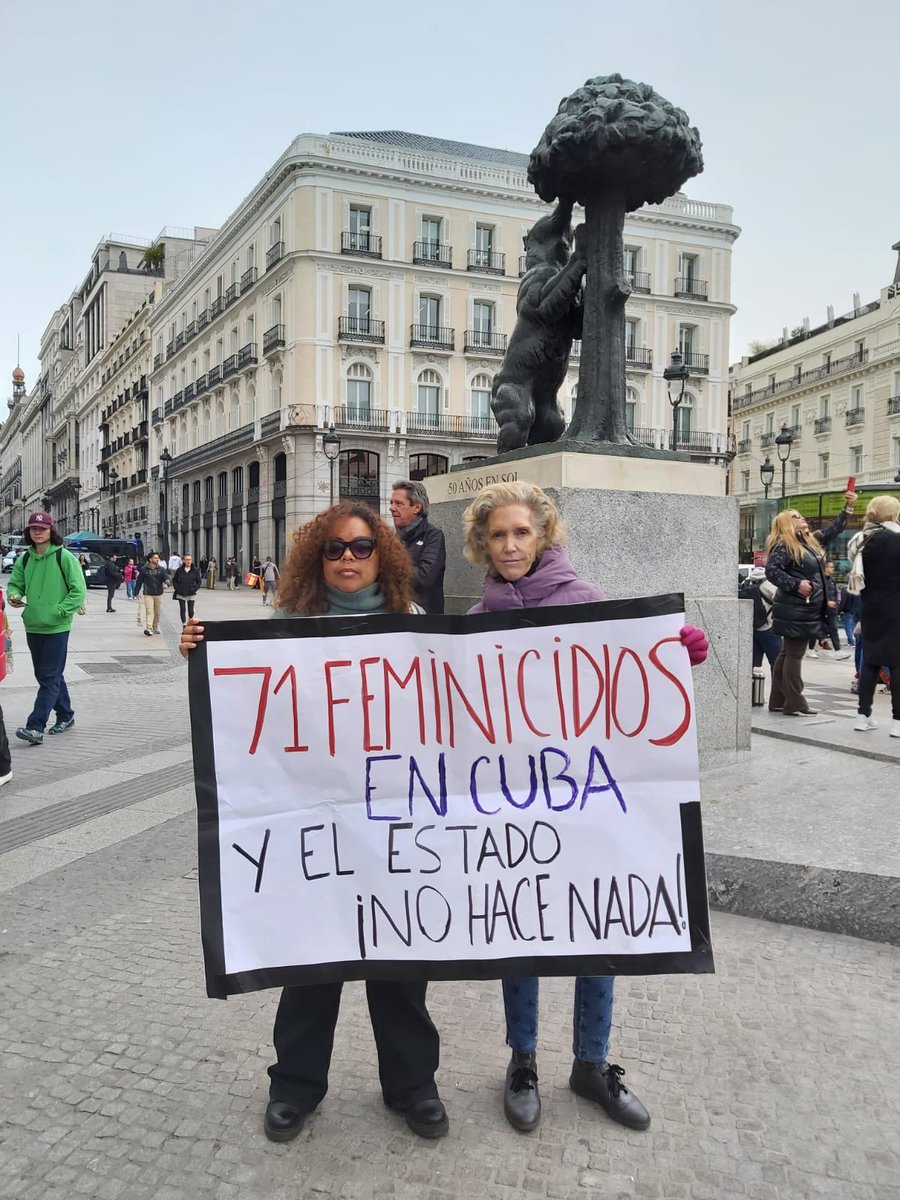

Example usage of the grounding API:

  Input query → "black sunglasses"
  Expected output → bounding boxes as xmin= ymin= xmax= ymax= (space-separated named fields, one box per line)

xmin=323 ymin=537 xmax=376 ymax=561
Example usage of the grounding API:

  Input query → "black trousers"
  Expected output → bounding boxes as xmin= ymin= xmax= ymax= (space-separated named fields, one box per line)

xmin=0 ymin=704 xmax=10 ymax=775
xmin=858 ymin=662 xmax=900 ymax=720
xmin=267 ymin=980 xmax=440 ymax=1113
xmin=106 ymin=584 xmax=117 ymax=611
xmin=177 ymin=597 xmax=196 ymax=623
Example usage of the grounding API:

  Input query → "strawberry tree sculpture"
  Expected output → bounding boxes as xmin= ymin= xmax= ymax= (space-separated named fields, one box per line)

xmin=529 ymin=74 xmax=704 ymax=444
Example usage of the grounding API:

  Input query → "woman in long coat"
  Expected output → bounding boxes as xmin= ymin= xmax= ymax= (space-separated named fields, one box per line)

xmin=853 ymin=495 xmax=900 ymax=736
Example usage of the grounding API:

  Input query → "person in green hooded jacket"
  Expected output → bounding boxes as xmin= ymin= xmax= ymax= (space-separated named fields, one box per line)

xmin=7 ymin=511 xmax=86 ymax=746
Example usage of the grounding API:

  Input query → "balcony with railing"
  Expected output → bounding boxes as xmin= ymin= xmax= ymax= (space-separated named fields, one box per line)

xmin=153 ymin=352 xmax=162 ymax=370
xmin=195 ymin=372 xmax=207 ymax=396
xmin=197 ymin=308 xmax=209 ymax=330
xmin=166 ymin=340 xmax=175 ymax=359
xmin=260 ymin=412 xmax=282 ymax=437
xmin=734 ymin=350 xmax=869 ymax=410
xmin=247 ymin=486 xmax=260 ymax=504
xmin=405 ymin=412 xmax=495 ymax=438
xmin=467 ymin=249 xmax=505 ymax=275
xmin=185 ymin=320 xmax=197 ymax=340
xmin=341 ymin=231 xmax=382 ymax=258
xmin=674 ymin=277 xmax=708 ymax=300
xmin=223 ymin=355 xmax=238 ymax=379
xmin=332 ymin=406 xmax=391 ymax=431
xmin=814 ymin=416 xmax=832 ymax=434
xmin=737 ymin=438 xmax=752 ymax=454
xmin=172 ymin=390 xmax=184 ymax=411
xmin=224 ymin=282 xmax=239 ymax=306
xmin=889 ymin=395 xmax=900 ymax=415
xmin=134 ymin=420 xmax=149 ymax=440
xmin=266 ymin=241 xmax=284 ymax=269
xmin=175 ymin=331 xmax=185 ymax=350
xmin=152 ymin=407 xmax=161 ymax=424
xmin=410 ymin=324 xmax=454 ymax=350
xmin=464 ymin=330 xmax=507 ymax=355
xmin=183 ymin=382 xmax=195 ymax=402
xmin=238 ymin=343 xmax=258 ymax=369
xmin=760 ymin=432 xmax=776 ymax=448
xmin=846 ymin=407 xmax=865 ymax=428
xmin=209 ymin=296 xmax=224 ymax=318
xmin=632 ymin=427 xmax=736 ymax=456
xmin=681 ymin=351 xmax=709 ymax=374
xmin=241 ymin=266 xmax=258 ymax=291
xmin=626 ymin=271 xmax=651 ymax=293
xmin=625 ymin=346 xmax=652 ymax=370
xmin=208 ymin=364 xmax=222 ymax=387
xmin=338 ymin=316 xmax=386 ymax=344
xmin=263 ymin=324 xmax=286 ymax=354
xmin=170 ymin=422 xmax=256 ymax=473
xmin=273 ymin=480 xmax=287 ymax=499
xmin=164 ymin=399 xmax=173 ymax=416
xmin=413 ymin=241 xmax=452 ymax=269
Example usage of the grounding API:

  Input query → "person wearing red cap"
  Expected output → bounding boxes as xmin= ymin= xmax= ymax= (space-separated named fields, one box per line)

xmin=7 ymin=512 xmax=86 ymax=746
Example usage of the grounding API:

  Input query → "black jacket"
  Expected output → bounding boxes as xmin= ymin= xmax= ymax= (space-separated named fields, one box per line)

xmin=134 ymin=564 xmax=169 ymax=597
xmin=766 ymin=510 xmax=849 ymax=639
xmin=105 ymin=557 xmax=124 ymax=586
xmin=398 ymin=516 xmax=446 ymax=613
xmin=172 ymin=565 xmax=202 ymax=597
xmin=860 ymin=530 xmax=900 ymax=666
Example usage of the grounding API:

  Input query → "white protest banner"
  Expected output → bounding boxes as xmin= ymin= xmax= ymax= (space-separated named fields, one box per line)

xmin=189 ymin=595 xmax=713 ymax=998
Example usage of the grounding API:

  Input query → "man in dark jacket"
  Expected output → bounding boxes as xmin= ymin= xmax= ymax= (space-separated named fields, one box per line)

xmin=105 ymin=554 xmax=124 ymax=613
xmin=133 ymin=552 xmax=169 ymax=636
xmin=390 ymin=480 xmax=446 ymax=613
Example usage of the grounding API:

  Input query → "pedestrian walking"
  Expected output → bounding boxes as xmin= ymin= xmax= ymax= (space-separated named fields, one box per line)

xmin=6 ymin=512 xmax=86 ymax=746
xmin=764 ymin=490 xmax=856 ymax=716
xmin=179 ymin=502 xmax=448 ymax=1143
xmin=390 ymin=479 xmax=446 ymax=613
xmin=167 ymin=550 xmax=183 ymax=574
xmin=225 ymin=557 xmax=239 ymax=590
xmin=199 ymin=556 xmax=208 ymax=576
xmin=124 ymin=558 xmax=137 ymax=600
xmin=260 ymin=556 xmax=280 ymax=604
xmin=839 ymin=582 xmax=860 ymax=648
xmin=0 ymin=586 xmax=13 ymax=786
xmin=134 ymin=552 xmax=168 ymax=637
xmin=850 ymin=495 xmax=900 ymax=735
xmin=206 ymin=557 xmax=217 ymax=589
xmin=462 ymin=482 xmax=708 ymax=1135
xmin=172 ymin=554 xmax=202 ymax=625
xmin=104 ymin=553 xmax=123 ymax=612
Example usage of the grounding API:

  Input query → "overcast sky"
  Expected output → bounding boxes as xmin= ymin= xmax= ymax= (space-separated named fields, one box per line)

xmin=4 ymin=0 xmax=899 ymax=388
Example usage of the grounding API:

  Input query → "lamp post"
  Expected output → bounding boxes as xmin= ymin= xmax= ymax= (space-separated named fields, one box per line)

xmin=4 ymin=496 xmax=11 ymax=538
xmin=160 ymin=448 xmax=173 ymax=561
xmin=663 ymin=349 xmax=691 ymax=453
xmin=323 ymin=423 xmax=341 ymax=506
xmin=759 ymin=456 xmax=775 ymax=500
xmin=775 ymin=424 xmax=794 ymax=500
xmin=72 ymin=482 xmax=82 ymax=532
xmin=108 ymin=468 xmax=119 ymax=537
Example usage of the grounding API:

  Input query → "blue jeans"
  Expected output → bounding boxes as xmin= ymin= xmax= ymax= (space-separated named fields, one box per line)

xmin=502 ymin=975 xmax=615 ymax=1063
xmin=753 ymin=628 xmax=782 ymax=670
xmin=25 ymin=631 xmax=74 ymax=732
xmin=841 ymin=612 xmax=856 ymax=645
xmin=125 ymin=580 xmax=135 ymax=599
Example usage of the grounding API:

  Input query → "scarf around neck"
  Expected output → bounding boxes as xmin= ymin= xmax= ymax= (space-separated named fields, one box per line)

xmin=323 ymin=582 xmax=388 ymax=615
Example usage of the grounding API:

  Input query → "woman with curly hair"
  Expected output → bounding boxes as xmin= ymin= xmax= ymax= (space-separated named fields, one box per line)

xmin=179 ymin=502 xmax=447 ymax=1144
xmin=463 ymin=481 xmax=708 ymax=1136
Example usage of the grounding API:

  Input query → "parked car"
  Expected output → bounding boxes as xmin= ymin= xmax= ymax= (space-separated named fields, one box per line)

xmin=77 ymin=550 xmax=117 ymax=588
xmin=1 ymin=547 xmax=27 ymax=573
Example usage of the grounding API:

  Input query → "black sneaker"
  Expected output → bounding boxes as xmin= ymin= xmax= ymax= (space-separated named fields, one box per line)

xmin=144 ymin=629 xmax=153 ymax=637
xmin=569 ymin=1059 xmax=650 ymax=1130
xmin=48 ymin=717 xmax=75 ymax=735
xmin=15 ymin=727 xmax=43 ymax=746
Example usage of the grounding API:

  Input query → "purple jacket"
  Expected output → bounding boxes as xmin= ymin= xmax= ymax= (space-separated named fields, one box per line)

xmin=468 ymin=545 xmax=605 ymax=613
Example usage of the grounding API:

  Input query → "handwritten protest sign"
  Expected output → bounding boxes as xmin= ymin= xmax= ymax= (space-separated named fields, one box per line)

xmin=189 ymin=596 xmax=713 ymax=998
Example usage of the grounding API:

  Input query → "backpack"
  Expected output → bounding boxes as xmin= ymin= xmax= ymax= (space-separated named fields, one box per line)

xmin=738 ymin=577 xmax=769 ymax=631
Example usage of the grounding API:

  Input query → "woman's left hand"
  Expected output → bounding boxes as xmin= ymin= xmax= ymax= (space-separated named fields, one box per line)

xmin=680 ymin=624 xmax=708 ymax=667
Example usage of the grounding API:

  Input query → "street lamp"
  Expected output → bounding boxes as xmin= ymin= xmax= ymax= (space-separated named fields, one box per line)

xmin=323 ymin=423 xmax=341 ymax=506
xmin=41 ymin=494 xmax=51 ymax=513
xmin=72 ymin=482 xmax=82 ymax=532
xmin=160 ymin=448 xmax=173 ymax=561
xmin=774 ymin=424 xmax=794 ymax=500
xmin=759 ymin=456 xmax=775 ymax=500
xmin=663 ymin=349 xmax=691 ymax=453
xmin=108 ymin=468 xmax=119 ymax=537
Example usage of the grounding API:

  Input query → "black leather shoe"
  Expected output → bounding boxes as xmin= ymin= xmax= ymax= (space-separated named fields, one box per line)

xmin=503 ymin=1050 xmax=541 ymax=1132
xmin=264 ymin=1100 xmax=306 ymax=1142
xmin=403 ymin=1096 xmax=449 ymax=1139
xmin=569 ymin=1059 xmax=650 ymax=1130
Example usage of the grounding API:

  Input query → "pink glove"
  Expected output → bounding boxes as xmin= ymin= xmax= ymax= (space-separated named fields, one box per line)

xmin=680 ymin=624 xmax=708 ymax=667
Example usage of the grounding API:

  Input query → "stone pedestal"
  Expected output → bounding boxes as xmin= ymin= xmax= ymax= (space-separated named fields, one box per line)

xmin=428 ymin=447 xmax=751 ymax=767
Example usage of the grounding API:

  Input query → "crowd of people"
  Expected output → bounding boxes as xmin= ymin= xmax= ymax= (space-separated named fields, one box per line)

xmin=178 ymin=480 xmax=709 ymax=1145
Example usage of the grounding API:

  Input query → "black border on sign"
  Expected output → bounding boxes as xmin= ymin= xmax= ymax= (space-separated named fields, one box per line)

xmin=189 ymin=595 xmax=713 ymax=999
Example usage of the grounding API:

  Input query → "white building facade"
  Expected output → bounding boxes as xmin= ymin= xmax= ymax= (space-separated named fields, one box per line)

xmin=147 ymin=131 xmax=739 ymax=567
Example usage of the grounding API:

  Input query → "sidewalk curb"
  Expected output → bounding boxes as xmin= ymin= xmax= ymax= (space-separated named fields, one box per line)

xmin=752 ymin=724 xmax=900 ymax=766
xmin=707 ymin=853 xmax=900 ymax=946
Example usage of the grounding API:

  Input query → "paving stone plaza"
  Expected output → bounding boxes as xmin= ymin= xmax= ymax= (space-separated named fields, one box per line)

xmin=1 ymin=589 xmax=898 ymax=1200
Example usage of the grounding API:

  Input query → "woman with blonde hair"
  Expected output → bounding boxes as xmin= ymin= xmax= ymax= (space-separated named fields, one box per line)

xmin=848 ymin=494 xmax=900 ymax=735
xmin=463 ymin=481 xmax=708 ymax=1135
xmin=764 ymin=489 xmax=856 ymax=715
